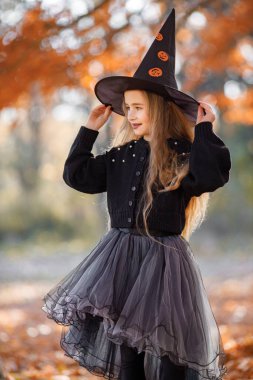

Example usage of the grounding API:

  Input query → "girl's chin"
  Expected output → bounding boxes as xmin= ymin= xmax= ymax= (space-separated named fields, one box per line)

xmin=133 ymin=128 xmax=145 ymax=136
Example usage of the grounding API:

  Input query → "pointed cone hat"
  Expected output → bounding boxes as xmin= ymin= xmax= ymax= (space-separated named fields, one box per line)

xmin=94 ymin=8 xmax=199 ymax=122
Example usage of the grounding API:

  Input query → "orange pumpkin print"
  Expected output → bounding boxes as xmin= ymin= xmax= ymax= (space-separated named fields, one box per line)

xmin=158 ymin=51 xmax=169 ymax=61
xmin=155 ymin=33 xmax=163 ymax=41
xmin=148 ymin=68 xmax=163 ymax=77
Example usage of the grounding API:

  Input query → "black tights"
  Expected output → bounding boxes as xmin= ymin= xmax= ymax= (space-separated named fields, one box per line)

xmin=119 ymin=344 xmax=186 ymax=380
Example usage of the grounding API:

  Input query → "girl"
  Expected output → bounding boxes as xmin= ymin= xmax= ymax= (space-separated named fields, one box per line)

xmin=42 ymin=8 xmax=231 ymax=380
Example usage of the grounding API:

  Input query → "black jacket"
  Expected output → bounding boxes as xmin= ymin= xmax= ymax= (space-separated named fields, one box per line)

xmin=63 ymin=121 xmax=231 ymax=234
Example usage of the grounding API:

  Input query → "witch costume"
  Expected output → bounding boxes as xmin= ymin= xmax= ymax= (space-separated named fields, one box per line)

xmin=42 ymin=8 xmax=231 ymax=380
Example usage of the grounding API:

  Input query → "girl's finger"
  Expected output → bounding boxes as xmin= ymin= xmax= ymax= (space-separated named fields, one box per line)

xmin=198 ymin=104 xmax=205 ymax=115
xmin=199 ymin=102 xmax=213 ymax=111
xmin=198 ymin=100 xmax=211 ymax=107
xmin=106 ymin=105 xmax=112 ymax=114
xmin=103 ymin=106 xmax=112 ymax=119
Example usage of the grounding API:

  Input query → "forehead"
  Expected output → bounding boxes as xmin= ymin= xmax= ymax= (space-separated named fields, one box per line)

xmin=124 ymin=90 xmax=147 ymax=104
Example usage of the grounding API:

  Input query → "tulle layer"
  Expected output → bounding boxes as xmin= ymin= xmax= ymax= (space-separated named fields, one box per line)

xmin=42 ymin=227 xmax=227 ymax=380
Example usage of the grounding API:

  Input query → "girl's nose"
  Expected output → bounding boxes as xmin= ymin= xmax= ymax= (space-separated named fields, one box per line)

xmin=128 ymin=109 xmax=136 ymax=120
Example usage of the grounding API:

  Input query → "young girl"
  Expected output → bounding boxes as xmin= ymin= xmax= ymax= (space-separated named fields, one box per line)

xmin=42 ymin=8 xmax=231 ymax=380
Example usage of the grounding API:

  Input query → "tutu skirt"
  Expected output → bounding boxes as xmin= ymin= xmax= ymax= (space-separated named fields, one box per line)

xmin=42 ymin=227 xmax=227 ymax=380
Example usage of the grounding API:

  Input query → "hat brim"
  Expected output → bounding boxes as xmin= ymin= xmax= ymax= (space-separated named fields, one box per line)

xmin=94 ymin=76 xmax=200 ymax=122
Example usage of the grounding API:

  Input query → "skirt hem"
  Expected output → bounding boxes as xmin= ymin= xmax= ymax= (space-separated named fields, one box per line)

xmin=42 ymin=291 xmax=228 ymax=380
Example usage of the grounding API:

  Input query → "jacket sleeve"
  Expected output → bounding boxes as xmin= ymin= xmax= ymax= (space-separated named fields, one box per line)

xmin=180 ymin=121 xmax=231 ymax=197
xmin=63 ymin=126 xmax=107 ymax=194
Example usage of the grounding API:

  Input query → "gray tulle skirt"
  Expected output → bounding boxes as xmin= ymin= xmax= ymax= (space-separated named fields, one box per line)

xmin=42 ymin=227 xmax=227 ymax=380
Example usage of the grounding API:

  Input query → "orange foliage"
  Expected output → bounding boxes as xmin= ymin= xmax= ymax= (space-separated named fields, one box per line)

xmin=181 ymin=1 xmax=253 ymax=125
xmin=0 ymin=7 xmax=74 ymax=108
xmin=0 ymin=1 xmax=252 ymax=125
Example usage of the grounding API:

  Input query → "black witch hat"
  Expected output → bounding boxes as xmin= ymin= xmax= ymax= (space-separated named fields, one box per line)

xmin=94 ymin=8 xmax=200 ymax=122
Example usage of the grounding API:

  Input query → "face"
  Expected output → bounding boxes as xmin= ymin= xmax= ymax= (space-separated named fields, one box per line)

xmin=124 ymin=90 xmax=151 ymax=140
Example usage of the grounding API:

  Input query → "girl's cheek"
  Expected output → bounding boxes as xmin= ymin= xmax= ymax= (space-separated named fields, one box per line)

xmin=141 ymin=112 xmax=149 ymax=122
xmin=139 ymin=110 xmax=146 ymax=119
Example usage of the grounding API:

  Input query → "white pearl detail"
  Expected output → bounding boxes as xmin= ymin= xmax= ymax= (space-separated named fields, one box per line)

xmin=174 ymin=141 xmax=178 ymax=145
xmin=182 ymin=152 xmax=186 ymax=155
xmin=122 ymin=159 xmax=125 ymax=162
xmin=117 ymin=147 xmax=121 ymax=150
xmin=112 ymin=158 xmax=115 ymax=162
xmin=134 ymin=141 xmax=137 ymax=143
xmin=132 ymin=154 xmax=135 ymax=157
xmin=129 ymin=145 xmax=132 ymax=148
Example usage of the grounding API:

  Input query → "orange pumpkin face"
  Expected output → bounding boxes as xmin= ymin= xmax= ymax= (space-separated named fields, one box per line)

xmin=158 ymin=51 xmax=169 ymax=61
xmin=155 ymin=33 xmax=163 ymax=41
xmin=148 ymin=67 xmax=163 ymax=77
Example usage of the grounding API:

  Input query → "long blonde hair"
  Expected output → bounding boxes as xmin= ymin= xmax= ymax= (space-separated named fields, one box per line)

xmin=108 ymin=90 xmax=210 ymax=243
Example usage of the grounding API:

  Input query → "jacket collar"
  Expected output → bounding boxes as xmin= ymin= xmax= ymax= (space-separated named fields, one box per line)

xmin=138 ymin=135 xmax=192 ymax=152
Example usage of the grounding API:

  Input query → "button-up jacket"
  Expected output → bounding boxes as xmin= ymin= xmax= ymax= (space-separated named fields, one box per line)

xmin=63 ymin=121 xmax=231 ymax=234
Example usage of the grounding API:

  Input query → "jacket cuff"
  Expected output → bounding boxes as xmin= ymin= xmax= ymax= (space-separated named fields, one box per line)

xmin=77 ymin=125 xmax=99 ymax=150
xmin=194 ymin=121 xmax=214 ymax=142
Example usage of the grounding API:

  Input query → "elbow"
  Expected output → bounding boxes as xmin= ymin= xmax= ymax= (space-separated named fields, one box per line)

xmin=224 ymin=170 xmax=230 ymax=184
xmin=206 ymin=170 xmax=230 ymax=192
xmin=62 ymin=164 xmax=84 ymax=190
xmin=181 ymin=174 xmax=230 ymax=197
xmin=221 ymin=169 xmax=230 ymax=188
xmin=62 ymin=166 xmax=105 ymax=194
xmin=206 ymin=170 xmax=230 ymax=193
xmin=220 ymin=153 xmax=231 ymax=187
xmin=63 ymin=166 xmax=73 ymax=187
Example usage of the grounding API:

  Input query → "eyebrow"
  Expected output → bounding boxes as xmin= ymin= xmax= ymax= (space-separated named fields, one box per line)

xmin=125 ymin=103 xmax=143 ymax=106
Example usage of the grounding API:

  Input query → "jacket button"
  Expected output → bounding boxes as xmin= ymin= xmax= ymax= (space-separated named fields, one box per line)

xmin=131 ymin=186 xmax=136 ymax=191
xmin=127 ymin=217 xmax=132 ymax=222
xmin=136 ymin=171 xmax=140 ymax=176
xmin=128 ymin=201 xmax=133 ymax=206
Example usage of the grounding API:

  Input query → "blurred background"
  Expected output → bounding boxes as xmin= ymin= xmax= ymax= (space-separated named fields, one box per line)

xmin=0 ymin=0 xmax=252 ymax=379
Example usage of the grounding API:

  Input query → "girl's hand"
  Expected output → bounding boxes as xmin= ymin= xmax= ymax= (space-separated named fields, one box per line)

xmin=196 ymin=101 xmax=216 ymax=124
xmin=86 ymin=104 xmax=112 ymax=131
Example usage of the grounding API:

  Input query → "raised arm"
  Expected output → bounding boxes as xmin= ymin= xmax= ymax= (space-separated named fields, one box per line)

xmin=63 ymin=126 xmax=107 ymax=194
xmin=63 ymin=104 xmax=112 ymax=194
xmin=180 ymin=121 xmax=231 ymax=197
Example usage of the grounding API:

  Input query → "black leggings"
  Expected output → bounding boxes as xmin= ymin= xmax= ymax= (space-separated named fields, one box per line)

xmin=119 ymin=344 xmax=186 ymax=380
